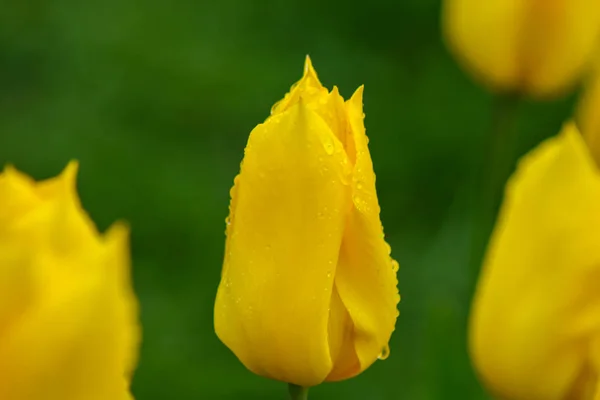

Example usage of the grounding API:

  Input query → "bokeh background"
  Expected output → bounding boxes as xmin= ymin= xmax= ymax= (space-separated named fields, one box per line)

xmin=0 ymin=1 xmax=578 ymax=399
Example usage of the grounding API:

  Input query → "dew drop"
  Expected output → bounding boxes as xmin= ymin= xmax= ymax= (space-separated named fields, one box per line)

xmin=356 ymin=182 xmax=363 ymax=190
xmin=225 ymin=217 xmax=232 ymax=226
xmin=378 ymin=345 xmax=390 ymax=360
xmin=324 ymin=141 xmax=334 ymax=155
xmin=383 ymin=242 xmax=391 ymax=255
xmin=391 ymin=260 xmax=399 ymax=273
xmin=270 ymin=100 xmax=283 ymax=115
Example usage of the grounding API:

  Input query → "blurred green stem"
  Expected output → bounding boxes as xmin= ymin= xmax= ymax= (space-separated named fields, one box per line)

xmin=288 ymin=384 xmax=309 ymax=400
xmin=470 ymin=94 xmax=520 ymax=281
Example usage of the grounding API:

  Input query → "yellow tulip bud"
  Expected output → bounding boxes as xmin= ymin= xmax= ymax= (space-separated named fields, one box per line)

xmin=443 ymin=0 xmax=600 ymax=97
xmin=214 ymin=57 xmax=400 ymax=387
xmin=469 ymin=123 xmax=600 ymax=399
xmin=0 ymin=162 xmax=140 ymax=400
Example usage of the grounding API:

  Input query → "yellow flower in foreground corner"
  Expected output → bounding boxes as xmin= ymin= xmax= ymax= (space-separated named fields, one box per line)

xmin=443 ymin=0 xmax=600 ymax=97
xmin=469 ymin=123 xmax=600 ymax=400
xmin=214 ymin=57 xmax=400 ymax=387
xmin=0 ymin=162 xmax=140 ymax=400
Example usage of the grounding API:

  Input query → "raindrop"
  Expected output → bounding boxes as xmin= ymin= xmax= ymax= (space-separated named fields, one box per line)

xmin=324 ymin=141 xmax=334 ymax=155
xmin=391 ymin=260 xmax=399 ymax=273
xmin=356 ymin=182 xmax=363 ymax=190
xmin=378 ymin=345 xmax=390 ymax=360
xmin=270 ymin=100 xmax=282 ymax=115
xmin=225 ymin=217 xmax=231 ymax=226
xmin=383 ymin=242 xmax=391 ymax=255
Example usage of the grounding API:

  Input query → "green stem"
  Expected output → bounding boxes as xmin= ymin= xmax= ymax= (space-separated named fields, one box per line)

xmin=469 ymin=94 xmax=520 ymax=282
xmin=288 ymin=384 xmax=309 ymax=400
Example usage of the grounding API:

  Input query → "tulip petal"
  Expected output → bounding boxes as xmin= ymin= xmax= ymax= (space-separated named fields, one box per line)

xmin=270 ymin=56 xmax=328 ymax=117
xmin=0 ymin=269 xmax=133 ymax=400
xmin=215 ymin=101 xmax=352 ymax=386
xmin=327 ymin=87 xmax=400 ymax=378
xmin=470 ymin=123 xmax=600 ymax=399
xmin=443 ymin=0 xmax=524 ymax=91
xmin=523 ymin=0 xmax=600 ymax=95
xmin=443 ymin=0 xmax=600 ymax=96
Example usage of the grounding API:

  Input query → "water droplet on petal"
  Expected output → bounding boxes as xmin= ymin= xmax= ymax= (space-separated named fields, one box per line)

xmin=383 ymin=242 xmax=391 ymax=255
xmin=225 ymin=217 xmax=232 ymax=226
xmin=391 ymin=260 xmax=399 ymax=273
xmin=324 ymin=141 xmax=334 ymax=155
xmin=378 ymin=345 xmax=390 ymax=360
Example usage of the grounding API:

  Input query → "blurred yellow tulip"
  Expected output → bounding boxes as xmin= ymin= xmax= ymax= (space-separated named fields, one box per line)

xmin=0 ymin=162 xmax=140 ymax=400
xmin=443 ymin=0 xmax=600 ymax=97
xmin=214 ymin=57 xmax=400 ymax=387
xmin=469 ymin=123 xmax=600 ymax=399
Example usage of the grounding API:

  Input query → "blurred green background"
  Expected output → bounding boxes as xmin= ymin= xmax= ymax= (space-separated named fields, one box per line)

xmin=0 ymin=1 xmax=577 ymax=399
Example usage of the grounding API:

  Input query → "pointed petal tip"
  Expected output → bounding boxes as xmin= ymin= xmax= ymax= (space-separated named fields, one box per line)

xmin=354 ymin=85 xmax=365 ymax=98
xmin=304 ymin=54 xmax=313 ymax=72
xmin=302 ymin=54 xmax=320 ymax=82
xmin=348 ymin=86 xmax=365 ymax=114
xmin=61 ymin=160 xmax=79 ymax=185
